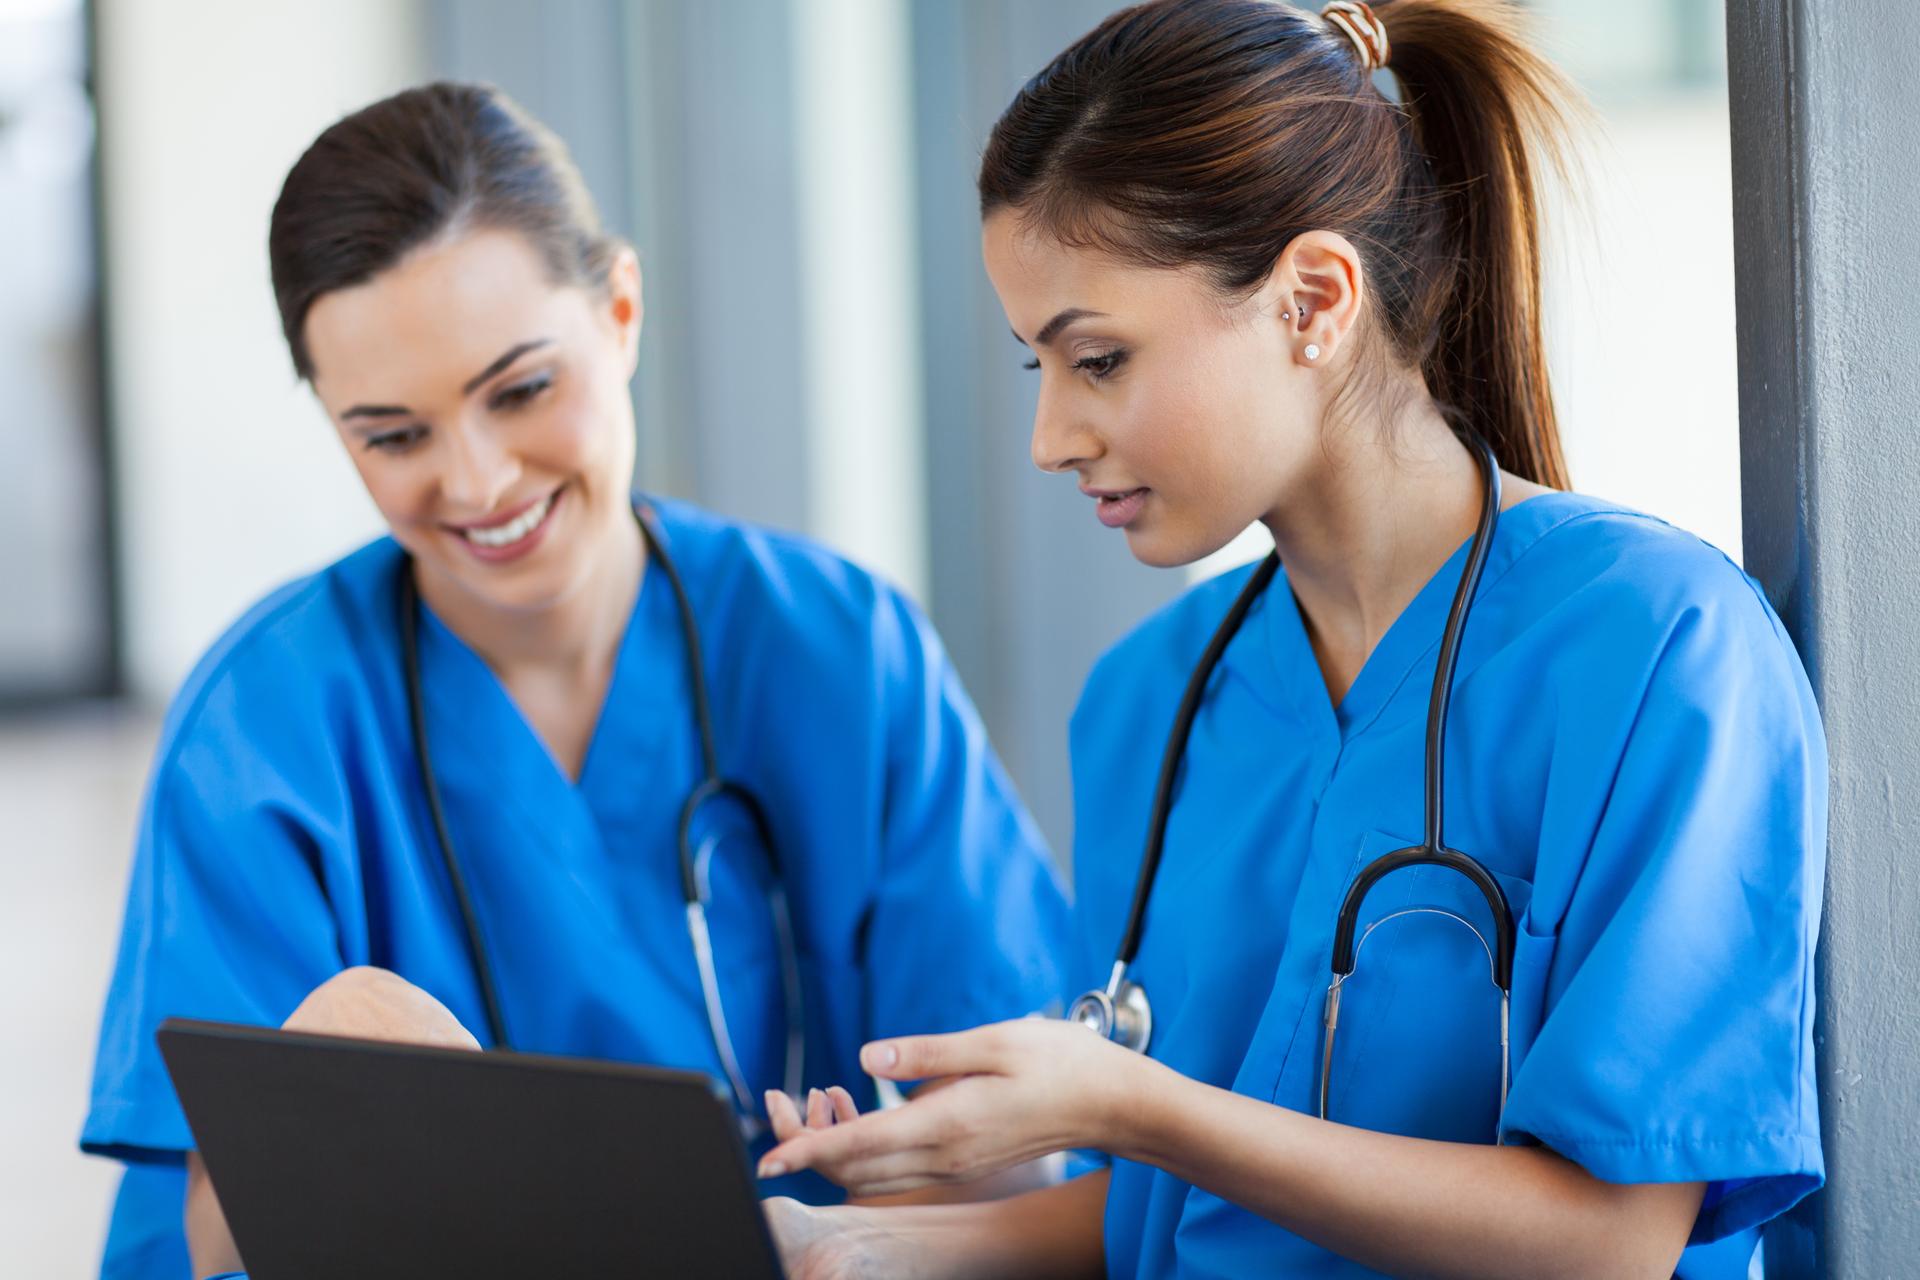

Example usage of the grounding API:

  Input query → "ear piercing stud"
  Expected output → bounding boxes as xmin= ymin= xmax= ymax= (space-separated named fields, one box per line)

xmin=1304 ymin=344 xmax=1321 ymax=361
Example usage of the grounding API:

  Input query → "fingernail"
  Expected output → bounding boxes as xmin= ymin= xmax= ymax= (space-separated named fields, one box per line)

xmin=759 ymin=1160 xmax=787 ymax=1179
xmin=861 ymin=1043 xmax=898 ymax=1071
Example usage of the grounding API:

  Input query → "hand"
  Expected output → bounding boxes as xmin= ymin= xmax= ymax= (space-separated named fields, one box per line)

xmin=763 ymin=1197 xmax=932 ymax=1280
xmin=766 ymin=1084 xmax=865 ymax=1141
xmin=757 ymin=1018 xmax=1142 ymax=1197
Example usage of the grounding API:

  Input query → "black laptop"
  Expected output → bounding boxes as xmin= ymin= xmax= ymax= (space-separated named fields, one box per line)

xmin=157 ymin=1018 xmax=785 ymax=1279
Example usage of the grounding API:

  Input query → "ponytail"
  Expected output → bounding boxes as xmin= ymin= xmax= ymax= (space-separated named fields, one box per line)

xmin=1378 ymin=0 xmax=1574 ymax=485
xmin=979 ymin=0 xmax=1583 ymax=487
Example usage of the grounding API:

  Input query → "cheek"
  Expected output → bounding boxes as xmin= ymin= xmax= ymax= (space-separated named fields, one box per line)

xmin=1120 ymin=364 xmax=1246 ymax=483
xmin=344 ymin=447 xmax=435 ymax=528
xmin=547 ymin=374 xmax=627 ymax=469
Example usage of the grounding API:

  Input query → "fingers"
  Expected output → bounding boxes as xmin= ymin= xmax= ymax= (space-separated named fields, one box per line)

xmin=765 ymin=1089 xmax=805 ymax=1143
xmin=759 ymin=1100 xmax=931 ymax=1182
xmin=765 ymin=1085 xmax=867 ymax=1158
xmin=859 ymin=1023 xmax=1010 ymax=1082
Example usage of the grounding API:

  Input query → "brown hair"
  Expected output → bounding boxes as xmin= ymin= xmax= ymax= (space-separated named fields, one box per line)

xmin=269 ymin=82 xmax=622 ymax=381
xmin=979 ymin=0 xmax=1577 ymax=488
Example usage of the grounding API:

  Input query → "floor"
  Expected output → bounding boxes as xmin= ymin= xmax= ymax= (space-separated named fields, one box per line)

xmin=2 ymin=704 xmax=162 ymax=1277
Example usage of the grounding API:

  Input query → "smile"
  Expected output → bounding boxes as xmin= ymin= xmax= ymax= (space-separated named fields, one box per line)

xmin=448 ymin=485 xmax=565 ymax=564
xmin=463 ymin=491 xmax=556 ymax=548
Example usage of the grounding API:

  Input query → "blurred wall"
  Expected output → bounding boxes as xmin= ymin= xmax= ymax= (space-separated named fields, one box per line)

xmin=0 ymin=1 xmax=108 ymax=699
xmin=95 ymin=0 xmax=426 ymax=701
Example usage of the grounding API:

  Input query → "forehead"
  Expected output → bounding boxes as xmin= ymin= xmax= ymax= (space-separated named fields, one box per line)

xmin=304 ymin=227 xmax=577 ymax=402
xmin=980 ymin=210 xmax=1221 ymax=331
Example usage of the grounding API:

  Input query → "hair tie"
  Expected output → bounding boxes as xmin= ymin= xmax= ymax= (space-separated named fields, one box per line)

xmin=1322 ymin=1 xmax=1391 ymax=72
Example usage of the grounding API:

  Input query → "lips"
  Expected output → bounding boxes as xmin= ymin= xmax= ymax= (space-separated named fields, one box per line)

xmin=1089 ymin=487 xmax=1149 ymax=529
xmin=446 ymin=485 xmax=564 ymax=564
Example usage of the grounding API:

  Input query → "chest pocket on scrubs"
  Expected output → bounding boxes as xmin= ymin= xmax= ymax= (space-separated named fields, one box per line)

xmin=1317 ymin=828 xmax=1539 ymax=1144
xmin=687 ymin=790 xmax=791 ymax=1094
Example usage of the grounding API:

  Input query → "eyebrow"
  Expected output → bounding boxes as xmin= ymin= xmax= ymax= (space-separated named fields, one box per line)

xmin=339 ymin=338 xmax=555 ymax=422
xmin=1012 ymin=307 xmax=1108 ymax=350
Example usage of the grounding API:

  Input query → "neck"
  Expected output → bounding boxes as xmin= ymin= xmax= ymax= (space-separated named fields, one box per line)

xmin=414 ymin=505 xmax=646 ymax=681
xmin=1261 ymin=390 xmax=1485 ymax=682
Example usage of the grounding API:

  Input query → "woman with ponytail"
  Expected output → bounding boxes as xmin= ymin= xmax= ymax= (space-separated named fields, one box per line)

xmin=759 ymin=1 xmax=1825 ymax=1276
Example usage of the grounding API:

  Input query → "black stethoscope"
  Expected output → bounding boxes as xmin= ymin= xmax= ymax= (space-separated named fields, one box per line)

xmin=398 ymin=502 xmax=805 ymax=1137
xmin=1069 ymin=432 xmax=1517 ymax=1124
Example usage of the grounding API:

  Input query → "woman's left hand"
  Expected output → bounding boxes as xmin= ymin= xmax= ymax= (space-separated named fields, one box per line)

xmin=757 ymin=1018 xmax=1143 ymax=1197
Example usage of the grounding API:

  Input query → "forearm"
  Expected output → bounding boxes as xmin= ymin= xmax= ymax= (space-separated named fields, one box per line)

xmin=1118 ymin=1060 xmax=1699 ymax=1280
xmin=849 ymin=1170 xmax=1107 ymax=1279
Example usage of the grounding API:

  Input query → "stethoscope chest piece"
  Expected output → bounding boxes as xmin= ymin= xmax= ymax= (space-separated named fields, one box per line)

xmin=1069 ymin=962 xmax=1153 ymax=1053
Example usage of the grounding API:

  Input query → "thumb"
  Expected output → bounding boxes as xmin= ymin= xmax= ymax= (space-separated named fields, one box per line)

xmin=860 ymin=1023 xmax=1007 ymax=1081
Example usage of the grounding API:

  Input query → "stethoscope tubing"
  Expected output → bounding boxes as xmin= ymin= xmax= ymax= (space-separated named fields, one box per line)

xmin=400 ymin=571 xmax=513 ymax=1049
xmin=1112 ymin=553 xmax=1279 ymax=970
xmin=1080 ymin=432 xmax=1518 ymax=1116
xmin=399 ymin=503 xmax=802 ymax=1121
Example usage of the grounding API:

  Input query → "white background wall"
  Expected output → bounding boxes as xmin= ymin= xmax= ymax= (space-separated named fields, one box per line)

xmin=97 ymin=0 xmax=426 ymax=701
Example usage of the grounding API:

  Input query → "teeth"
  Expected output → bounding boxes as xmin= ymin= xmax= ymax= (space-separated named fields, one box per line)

xmin=466 ymin=493 xmax=553 ymax=548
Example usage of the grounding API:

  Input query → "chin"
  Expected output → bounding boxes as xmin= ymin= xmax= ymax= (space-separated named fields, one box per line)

xmin=419 ymin=534 xmax=585 ymax=617
xmin=1122 ymin=525 xmax=1211 ymax=571
xmin=1124 ymin=513 xmax=1261 ymax=572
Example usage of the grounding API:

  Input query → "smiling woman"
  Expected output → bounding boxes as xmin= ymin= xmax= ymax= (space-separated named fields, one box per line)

xmin=79 ymin=83 xmax=1072 ymax=1279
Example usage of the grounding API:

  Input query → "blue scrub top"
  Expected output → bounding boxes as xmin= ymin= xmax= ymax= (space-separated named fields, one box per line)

xmin=1070 ymin=492 xmax=1825 ymax=1280
xmin=81 ymin=497 xmax=1072 ymax=1279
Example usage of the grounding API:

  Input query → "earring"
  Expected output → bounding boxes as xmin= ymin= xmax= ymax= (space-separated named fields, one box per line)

xmin=1304 ymin=344 xmax=1321 ymax=361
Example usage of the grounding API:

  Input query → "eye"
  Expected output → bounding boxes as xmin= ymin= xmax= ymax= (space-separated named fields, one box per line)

xmin=1072 ymin=349 xmax=1128 ymax=381
xmin=364 ymin=425 xmax=427 ymax=454
xmin=1021 ymin=357 xmax=1040 ymax=371
xmin=491 ymin=372 xmax=552 ymax=411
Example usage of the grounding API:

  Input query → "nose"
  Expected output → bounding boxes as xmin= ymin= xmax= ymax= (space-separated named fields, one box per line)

xmin=437 ymin=420 xmax=522 ymax=515
xmin=1029 ymin=383 xmax=1102 ymax=475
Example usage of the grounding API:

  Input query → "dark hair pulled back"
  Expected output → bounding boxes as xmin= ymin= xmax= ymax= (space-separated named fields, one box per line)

xmin=269 ymin=81 xmax=622 ymax=381
xmin=979 ymin=0 xmax=1578 ymax=488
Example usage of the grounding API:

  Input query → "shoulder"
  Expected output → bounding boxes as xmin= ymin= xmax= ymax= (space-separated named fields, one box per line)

xmin=645 ymin=495 xmax=918 ymax=643
xmin=1075 ymin=560 xmax=1265 ymax=728
xmin=1508 ymin=493 xmax=1771 ymax=626
xmin=152 ymin=539 xmax=402 ymax=779
xmin=1493 ymin=493 xmax=1814 ymax=724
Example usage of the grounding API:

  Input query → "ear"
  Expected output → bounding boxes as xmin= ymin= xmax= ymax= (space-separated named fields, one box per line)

xmin=1265 ymin=230 xmax=1366 ymax=368
xmin=606 ymin=245 xmax=644 ymax=376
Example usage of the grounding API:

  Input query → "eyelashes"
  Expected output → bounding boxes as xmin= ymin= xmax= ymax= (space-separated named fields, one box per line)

xmin=489 ymin=371 xmax=551 ymax=411
xmin=364 ymin=425 xmax=426 ymax=453
xmin=1021 ymin=349 xmax=1129 ymax=381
